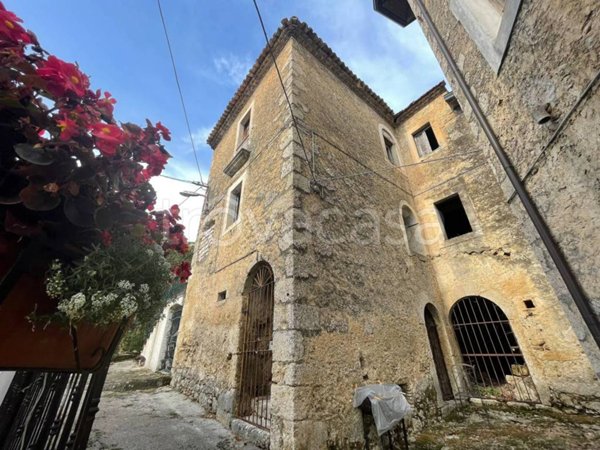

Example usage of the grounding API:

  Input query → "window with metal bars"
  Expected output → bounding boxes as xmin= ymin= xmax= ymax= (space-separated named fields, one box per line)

xmin=450 ymin=296 xmax=539 ymax=402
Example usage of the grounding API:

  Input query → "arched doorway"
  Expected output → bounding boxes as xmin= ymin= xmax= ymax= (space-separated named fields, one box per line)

xmin=424 ymin=305 xmax=453 ymax=400
xmin=450 ymin=296 xmax=539 ymax=402
xmin=236 ymin=263 xmax=274 ymax=430
xmin=162 ymin=304 xmax=182 ymax=372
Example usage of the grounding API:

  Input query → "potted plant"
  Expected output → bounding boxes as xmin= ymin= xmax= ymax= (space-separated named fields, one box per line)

xmin=0 ymin=3 xmax=191 ymax=370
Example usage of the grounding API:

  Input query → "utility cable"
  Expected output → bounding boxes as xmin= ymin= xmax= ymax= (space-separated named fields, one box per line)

xmin=159 ymin=173 xmax=207 ymax=187
xmin=157 ymin=0 xmax=205 ymax=185
xmin=251 ymin=0 xmax=317 ymax=184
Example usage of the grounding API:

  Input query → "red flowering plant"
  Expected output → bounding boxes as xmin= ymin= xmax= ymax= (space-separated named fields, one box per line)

xmin=0 ymin=3 xmax=190 ymax=327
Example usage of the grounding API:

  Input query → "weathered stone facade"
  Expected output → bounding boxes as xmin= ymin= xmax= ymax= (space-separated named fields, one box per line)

xmin=173 ymin=17 xmax=600 ymax=449
xmin=398 ymin=0 xmax=600 ymax=372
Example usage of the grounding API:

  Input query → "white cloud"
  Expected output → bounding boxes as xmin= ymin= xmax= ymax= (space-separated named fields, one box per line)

xmin=182 ymin=126 xmax=212 ymax=151
xmin=213 ymin=53 xmax=253 ymax=85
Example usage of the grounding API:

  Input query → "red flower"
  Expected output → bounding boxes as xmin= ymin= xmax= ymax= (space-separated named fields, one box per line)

xmin=0 ymin=4 xmax=33 ymax=44
xmin=56 ymin=114 xmax=78 ymax=141
xmin=169 ymin=204 xmax=181 ymax=220
xmin=155 ymin=122 xmax=171 ymax=141
xmin=174 ymin=261 xmax=191 ymax=282
xmin=36 ymin=56 xmax=90 ymax=98
xmin=95 ymin=90 xmax=116 ymax=117
xmin=100 ymin=230 xmax=112 ymax=246
xmin=90 ymin=123 xmax=126 ymax=156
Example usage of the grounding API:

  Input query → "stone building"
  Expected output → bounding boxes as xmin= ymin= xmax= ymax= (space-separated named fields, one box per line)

xmin=374 ymin=0 xmax=600 ymax=372
xmin=172 ymin=17 xmax=600 ymax=449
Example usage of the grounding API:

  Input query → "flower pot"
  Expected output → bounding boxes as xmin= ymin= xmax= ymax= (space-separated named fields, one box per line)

xmin=0 ymin=238 xmax=120 ymax=371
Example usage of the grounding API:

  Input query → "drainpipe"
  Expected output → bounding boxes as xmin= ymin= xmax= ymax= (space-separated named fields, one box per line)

xmin=411 ymin=0 xmax=600 ymax=349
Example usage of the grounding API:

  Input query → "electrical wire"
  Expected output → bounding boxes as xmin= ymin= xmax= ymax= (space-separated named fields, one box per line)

xmin=251 ymin=0 xmax=317 ymax=184
xmin=159 ymin=173 xmax=207 ymax=187
xmin=157 ymin=0 xmax=204 ymax=185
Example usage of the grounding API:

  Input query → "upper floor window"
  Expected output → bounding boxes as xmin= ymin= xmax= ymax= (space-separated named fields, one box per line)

xmin=435 ymin=194 xmax=473 ymax=239
xmin=240 ymin=113 xmax=250 ymax=142
xmin=236 ymin=106 xmax=252 ymax=151
xmin=413 ymin=124 xmax=439 ymax=157
xmin=402 ymin=205 xmax=425 ymax=255
xmin=450 ymin=0 xmax=522 ymax=72
xmin=380 ymin=127 xmax=399 ymax=165
xmin=224 ymin=177 xmax=244 ymax=231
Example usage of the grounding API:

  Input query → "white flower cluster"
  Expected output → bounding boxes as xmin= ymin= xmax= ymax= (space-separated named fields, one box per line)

xmin=57 ymin=292 xmax=86 ymax=321
xmin=46 ymin=261 xmax=66 ymax=299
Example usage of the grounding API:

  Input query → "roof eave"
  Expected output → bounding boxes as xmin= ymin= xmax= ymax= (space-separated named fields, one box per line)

xmin=373 ymin=0 xmax=416 ymax=27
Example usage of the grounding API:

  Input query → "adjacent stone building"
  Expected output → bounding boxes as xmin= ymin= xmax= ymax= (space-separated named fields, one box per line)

xmin=172 ymin=17 xmax=600 ymax=449
xmin=374 ymin=0 xmax=600 ymax=372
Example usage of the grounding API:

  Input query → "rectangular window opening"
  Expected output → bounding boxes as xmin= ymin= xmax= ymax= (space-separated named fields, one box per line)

xmin=238 ymin=110 xmax=251 ymax=149
xmin=384 ymin=136 xmax=396 ymax=164
xmin=435 ymin=194 xmax=473 ymax=239
xmin=413 ymin=124 xmax=439 ymax=157
xmin=227 ymin=182 xmax=242 ymax=227
xmin=218 ymin=290 xmax=227 ymax=301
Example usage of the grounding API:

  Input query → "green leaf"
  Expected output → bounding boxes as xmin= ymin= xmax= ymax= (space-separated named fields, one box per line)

xmin=19 ymin=184 xmax=61 ymax=211
xmin=64 ymin=195 xmax=96 ymax=228
xmin=14 ymin=143 xmax=55 ymax=166
xmin=95 ymin=205 xmax=118 ymax=229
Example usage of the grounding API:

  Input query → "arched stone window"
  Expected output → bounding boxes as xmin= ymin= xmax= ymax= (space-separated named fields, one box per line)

xmin=450 ymin=296 xmax=539 ymax=402
xmin=236 ymin=262 xmax=274 ymax=429
xmin=402 ymin=205 xmax=425 ymax=255
xmin=379 ymin=126 xmax=400 ymax=165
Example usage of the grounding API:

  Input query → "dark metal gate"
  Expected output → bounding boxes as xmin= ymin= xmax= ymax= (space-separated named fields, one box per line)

xmin=0 ymin=327 xmax=123 ymax=449
xmin=236 ymin=264 xmax=274 ymax=430
xmin=163 ymin=304 xmax=182 ymax=372
xmin=450 ymin=296 xmax=539 ymax=403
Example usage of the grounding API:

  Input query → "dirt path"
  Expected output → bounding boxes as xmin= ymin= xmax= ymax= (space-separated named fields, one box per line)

xmin=413 ymin=404 xmax=600 ymax=449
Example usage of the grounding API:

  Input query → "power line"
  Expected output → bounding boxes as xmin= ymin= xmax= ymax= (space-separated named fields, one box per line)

xmin=157 ymin=0 xmax=204 ymax=185
xmin=251 ymin=0 xmax=317 ymax=184
xmin=159 ymin=173 xmax=207 ymax=187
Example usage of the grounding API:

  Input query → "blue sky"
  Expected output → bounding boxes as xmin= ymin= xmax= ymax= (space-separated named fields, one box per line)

xmin=6 ymin=0 xmax=444 ymax=239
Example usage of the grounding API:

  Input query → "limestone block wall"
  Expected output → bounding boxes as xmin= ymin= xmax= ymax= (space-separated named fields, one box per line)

xmin=405 ymin=0 xmax=600 ymax=370
xmin=270 ymin=40 xmax=448 ymax=449
xmin=172 ymin=40 xmax=298 ymax=432
xmin=394 ymin=92 xmax=600 ymax=411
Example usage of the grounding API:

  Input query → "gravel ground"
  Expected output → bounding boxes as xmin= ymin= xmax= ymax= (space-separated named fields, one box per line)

xmin=87 ymin=360 xmax=259 ymax=450
xmin=413 ymin=403 xmax=600 ymax=449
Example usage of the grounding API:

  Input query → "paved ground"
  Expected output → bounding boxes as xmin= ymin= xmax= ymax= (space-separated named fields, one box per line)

xmin=88 ymin=360 xmax=259 ymax=450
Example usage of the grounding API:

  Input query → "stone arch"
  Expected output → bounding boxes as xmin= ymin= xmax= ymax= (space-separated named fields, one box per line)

xmin=401 ymin=204 xmax=425 ymax=255
xmin=450 ymin=295 xmax=539 ymax=402
xmin=236 ymin=261 xmax=275 ymax=429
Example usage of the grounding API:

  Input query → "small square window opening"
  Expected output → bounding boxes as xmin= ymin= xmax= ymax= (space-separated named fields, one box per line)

xmin=218 ymin=291 xmax=227 ymax=301
xmin=413 ymin=124 xmax=439 ymax=157
xmin=435 ymin=194 xmax=473 ymax=239
xmin=524 ymin=299 xmax=535 ymax=309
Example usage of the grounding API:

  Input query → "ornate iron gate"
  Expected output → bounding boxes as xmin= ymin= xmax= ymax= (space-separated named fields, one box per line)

xmin=451 ymin=296 xmax=539 ymax=403
xmin=236 ymin=264 xmax=274 ymax=430
xmin=0 ymin=327 xmax=123 ymax=449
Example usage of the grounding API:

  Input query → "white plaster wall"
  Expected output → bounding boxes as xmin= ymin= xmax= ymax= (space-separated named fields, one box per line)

xmin=142 ymin=295 xmax=183 ymax=372
xmin=0 ymin=371 xmax=15 ymax=404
